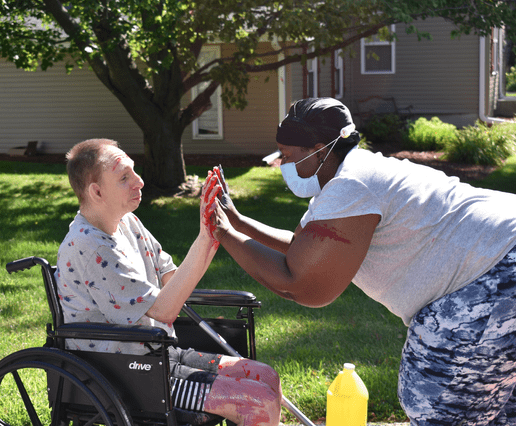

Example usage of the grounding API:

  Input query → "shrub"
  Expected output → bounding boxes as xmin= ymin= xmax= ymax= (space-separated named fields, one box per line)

xmin=358 ymin=133 xmax=372 ymax=151
xmin=403 ymin=117 xmax=458 ymax=151
xmin=507 ymin=66 xmax=516 ymax=92
xmin=444 ymin=121 xmax=516 ymax=166
xmin=362 ymin=114 xmax=403 ymax=144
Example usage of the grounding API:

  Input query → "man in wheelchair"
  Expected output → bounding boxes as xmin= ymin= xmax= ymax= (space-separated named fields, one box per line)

xmin=54 ymin=138 xmax=282 ymax=426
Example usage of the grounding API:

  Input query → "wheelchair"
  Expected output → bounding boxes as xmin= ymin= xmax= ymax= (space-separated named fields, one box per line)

xmin=1 ymin=256 xmax=262 ymax=426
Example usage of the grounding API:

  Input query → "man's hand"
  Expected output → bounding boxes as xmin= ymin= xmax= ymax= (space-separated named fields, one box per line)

xmin=200 ymin=169 xmax=222 ymax=246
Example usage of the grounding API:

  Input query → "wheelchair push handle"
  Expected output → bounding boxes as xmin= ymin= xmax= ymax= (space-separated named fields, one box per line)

xmin=6 ymin=256 xmax=49 ymax=274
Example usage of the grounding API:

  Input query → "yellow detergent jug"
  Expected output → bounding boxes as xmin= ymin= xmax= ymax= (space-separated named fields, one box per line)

xmin=326 ymin=363 xmax=369 ymax=426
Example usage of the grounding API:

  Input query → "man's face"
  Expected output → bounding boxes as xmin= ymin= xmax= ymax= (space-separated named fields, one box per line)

xmin=97 ymin=147 xmax=144 ymax=217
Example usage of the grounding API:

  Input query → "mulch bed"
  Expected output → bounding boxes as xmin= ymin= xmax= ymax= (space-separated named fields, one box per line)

xmin=0 ymin=142 xmax=499 ymax=183
xmin=384 ymin=150 xmax=498 ymax=182
xmin=368 ymin=141 xmax=499 ymax=182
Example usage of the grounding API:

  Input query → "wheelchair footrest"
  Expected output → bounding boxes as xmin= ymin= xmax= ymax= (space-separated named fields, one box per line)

xmin=174 ymin=407 xmax=224 ymax=426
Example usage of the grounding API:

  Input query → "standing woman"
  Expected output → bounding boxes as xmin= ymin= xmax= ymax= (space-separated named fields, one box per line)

xmin=208 ymin=97 xmax=516 ymax=425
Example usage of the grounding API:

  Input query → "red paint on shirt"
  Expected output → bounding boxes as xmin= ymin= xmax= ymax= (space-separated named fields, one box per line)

xmin=303 ymin=223 xmax=351 ymax=244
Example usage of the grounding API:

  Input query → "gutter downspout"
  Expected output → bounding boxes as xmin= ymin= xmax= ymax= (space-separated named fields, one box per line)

xmin=272 ymin=36 xmax=287 ymax=124
xmin=479 ymin=36 xmax=506 ymax=124
xmin=261 ymin=36 xmax=286 ymax=165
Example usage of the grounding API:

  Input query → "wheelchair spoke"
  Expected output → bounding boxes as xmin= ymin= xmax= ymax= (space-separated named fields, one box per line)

xmin=11 ymin=370 xmax=43 ymax=426
xmin=81 ymin=412 xmax=103 ymax=426
xmin=0 ymin=349 xmax=132 ymax=426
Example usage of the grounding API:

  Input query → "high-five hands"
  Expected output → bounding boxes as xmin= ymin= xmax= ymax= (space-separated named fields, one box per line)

xmin=200 ymin=167 xmax=223 ymax=247
xmin=202 ymin=166 xmax=237 ymax=244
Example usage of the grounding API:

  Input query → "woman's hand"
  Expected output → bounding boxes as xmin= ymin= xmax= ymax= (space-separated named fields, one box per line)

xmin=217 ymin=193 xmax=242 ymax=231
xmin=211 ymin=198 xmax=233 ymax=243
xmin=211 ymin=166 xmax=242 ymax=228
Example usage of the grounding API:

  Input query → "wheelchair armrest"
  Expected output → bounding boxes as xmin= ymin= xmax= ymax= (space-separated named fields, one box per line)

xmin=53 ymin=322 xmax=178 ymax=345
xmin=187 ymin=289 xmax=261 ymax=308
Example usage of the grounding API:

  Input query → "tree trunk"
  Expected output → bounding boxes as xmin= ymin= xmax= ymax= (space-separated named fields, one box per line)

xmin=141 ymin=119 xmax=187 ymax=198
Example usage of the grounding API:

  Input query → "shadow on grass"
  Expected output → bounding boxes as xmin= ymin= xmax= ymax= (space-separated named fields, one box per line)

xmin=0 ymin=180 xmax=78 ymax=244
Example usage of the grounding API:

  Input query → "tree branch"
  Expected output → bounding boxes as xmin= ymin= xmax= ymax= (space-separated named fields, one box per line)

xmin=41 ymin=0 xmax=110 ymax=85
xmin=180 ymin=80 xmax=220 ymax=128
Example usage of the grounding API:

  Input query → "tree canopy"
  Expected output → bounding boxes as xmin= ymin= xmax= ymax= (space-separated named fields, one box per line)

xmin=2 ymin=0 xmax=516 ymax=195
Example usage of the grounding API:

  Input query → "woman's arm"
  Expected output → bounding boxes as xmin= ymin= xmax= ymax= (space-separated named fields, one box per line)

xmin=218 ymin=188 xmax=294 ymax=254
xmin=215 ymin=208 xmax=380 ymax=307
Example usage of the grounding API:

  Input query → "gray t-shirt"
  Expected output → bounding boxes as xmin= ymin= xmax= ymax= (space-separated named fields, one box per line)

xmin=55 ymin=212 xmax=177 ymax=354
xmin=300 ymin=148 xmax=516 ymax=325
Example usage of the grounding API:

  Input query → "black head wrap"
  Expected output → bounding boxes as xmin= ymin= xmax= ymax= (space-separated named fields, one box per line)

xmin=276 ymin=98 xmax=360 ymax=155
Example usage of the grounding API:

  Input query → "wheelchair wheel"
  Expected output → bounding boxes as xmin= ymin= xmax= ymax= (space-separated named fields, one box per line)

xmin=0 ymin=347 xmax=133 ymax=426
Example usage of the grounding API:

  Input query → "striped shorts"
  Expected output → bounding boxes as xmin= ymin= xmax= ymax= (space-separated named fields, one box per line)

xmin=399 ymin=245 xmax=516 ymax=425
xmin=168 ymin=347 xmax=222 ymax=412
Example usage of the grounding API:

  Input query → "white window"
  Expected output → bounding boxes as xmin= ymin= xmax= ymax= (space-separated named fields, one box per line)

xmin=361 ymin=25 xmax=396 ymax=74
xmin=307 ymin=46 xmax=318 ymax=97
xmin=334 ymin=49 xmax=344 ymax=98
xmin=192 ymin=46 xmax=223 ymax=140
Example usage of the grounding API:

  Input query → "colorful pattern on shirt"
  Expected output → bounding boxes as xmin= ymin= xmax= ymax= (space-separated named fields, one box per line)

xmin=55 ymin=212 xmax=177 ymax=354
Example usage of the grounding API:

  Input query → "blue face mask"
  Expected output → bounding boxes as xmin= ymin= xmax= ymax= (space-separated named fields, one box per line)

xmin=279 ymin=124 xmax=355 ymax=198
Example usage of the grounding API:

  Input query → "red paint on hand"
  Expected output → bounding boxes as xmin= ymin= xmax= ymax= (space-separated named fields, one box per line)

xmin=203 ymin=170 xmax=219 ymax=203
xmin=201 ymin=168 xmax=223 ymax=248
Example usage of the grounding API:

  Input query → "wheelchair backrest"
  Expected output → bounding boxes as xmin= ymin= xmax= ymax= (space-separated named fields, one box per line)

xmin=43 ymin=260 xmax=64 ymax=330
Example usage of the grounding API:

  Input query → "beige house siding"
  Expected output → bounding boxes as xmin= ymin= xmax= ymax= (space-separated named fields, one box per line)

xmin=1 ymin=40 xmax=282 ymax=156
xmin=345 ymin=18 xmax=480 ymax=128
xmin=0 ymin=58 xmax=143 ymax=155
xmin=1 ymin=18 xmax=493 ymax=156
xmin=318 ymin=56 xmax=333 ymax=98
xmin=293 ymin=18 xmax=481 ymax=129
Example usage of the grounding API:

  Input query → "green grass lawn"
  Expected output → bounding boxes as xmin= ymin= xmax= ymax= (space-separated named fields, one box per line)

xmin=1 ymin=155 xmax=515 ymax=424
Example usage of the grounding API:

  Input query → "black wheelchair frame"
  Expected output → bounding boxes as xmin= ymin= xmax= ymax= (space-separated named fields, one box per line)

xmin=1 ymin=256 xmax=262 ymax=426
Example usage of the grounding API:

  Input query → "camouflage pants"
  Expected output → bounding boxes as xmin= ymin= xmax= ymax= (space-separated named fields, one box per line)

xmin=399 ymin=245 xmax=516 ymax=425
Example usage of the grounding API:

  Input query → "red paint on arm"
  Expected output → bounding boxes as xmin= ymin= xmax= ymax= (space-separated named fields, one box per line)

xmin=303 ymin=223 xmax=351 ymax=244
